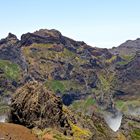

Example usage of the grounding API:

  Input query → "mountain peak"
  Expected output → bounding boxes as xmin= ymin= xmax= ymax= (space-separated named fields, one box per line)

xmin=20 ymin=29 xmax=64 ymax=46
xmin=0 ymin=33 xmax=18 ymax=45
xmin=119 ymin=38 xmax=140 ymax=49
xmin=7 ymin=33 xmax=17 ymax=39
xmin=33 ymin=29 xmax=62 ymax=38
xmin=110 ymin=38 xmax=140 ymax=56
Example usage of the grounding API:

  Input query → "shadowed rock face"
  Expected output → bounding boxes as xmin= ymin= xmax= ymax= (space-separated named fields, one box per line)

xmin=114 ymin=54 xmax=140 ymax=100
xmin=0 ymin=33 xmax=18 ymax=45
xmin=9 ymin=81 xmax=72 ymax=135
xmin=0 ymin=33 xmax=28 ymax=70
xmin=20 ymin=29 xmax=85 ymax=48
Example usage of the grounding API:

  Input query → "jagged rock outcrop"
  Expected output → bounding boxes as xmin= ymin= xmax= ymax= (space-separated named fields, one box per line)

xmin=0 ymin=33 xmax=27 ymax=70
xmin=9 ymin=81 xmax=72 ymax=135
xmin=0 ymin=33 xmax=18 ymax=45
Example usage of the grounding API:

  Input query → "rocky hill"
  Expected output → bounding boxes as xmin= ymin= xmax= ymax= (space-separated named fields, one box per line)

xmin=110 ymin=38 xmax=140 ymax=56
xmin=0 ymin=29 xmax=139 ymax=139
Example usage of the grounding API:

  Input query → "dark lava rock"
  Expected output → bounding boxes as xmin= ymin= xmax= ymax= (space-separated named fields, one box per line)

xmin=114 ymin=53 xmax=140 ymax=99
xmin=21 ymin=29 xmax=64 ymax=46
xmin=62 ymin=93 xmax=79 ymax=106
xmin=0 ymin=33 xmax=28 ymax=71
xmin=0 ymin=33 xmax=18 ymax=45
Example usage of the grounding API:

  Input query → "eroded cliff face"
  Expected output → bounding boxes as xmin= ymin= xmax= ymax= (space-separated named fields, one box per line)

xmin=1 ymin=29 xmax=139 ymax=112
xmin=110 ymin=38 xmax=140 ymax=101
xmin=0 ymin=28 xmax=139 ymax=139
xmin=114 ymin=53 xmax=140 ymax=100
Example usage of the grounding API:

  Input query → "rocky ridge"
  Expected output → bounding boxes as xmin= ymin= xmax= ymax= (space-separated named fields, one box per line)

xmin=0 ymin=29 xmax=139 ymax=139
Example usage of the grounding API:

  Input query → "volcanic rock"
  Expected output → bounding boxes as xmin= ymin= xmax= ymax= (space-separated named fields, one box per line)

xmin=9 ymin=81 xmax=72 ymax=135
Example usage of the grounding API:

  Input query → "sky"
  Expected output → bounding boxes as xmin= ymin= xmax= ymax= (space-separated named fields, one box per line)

xmin=0 ymin=0 xmax=140 ymax=48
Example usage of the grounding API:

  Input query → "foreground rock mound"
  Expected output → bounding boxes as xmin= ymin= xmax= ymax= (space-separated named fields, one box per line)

xmin=0 ymin=123 xmax=38 ymax=140
xmin=9 ymin=81 xmax=72 ymax=135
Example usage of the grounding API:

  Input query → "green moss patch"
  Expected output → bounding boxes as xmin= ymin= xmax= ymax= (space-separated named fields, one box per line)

xmin=45 ymin=80 xmax=84 ymax=94
xmin=45 ymin=80 xmax=65 ymax=93
xmin=131 ymin=129 xmax=140 ymax=140
xmin=84 ymin=97 xmax=96 ymax=108
xmin=106 ymin=55 xmax=117 ymax=64
xmin=116 ymin=61 xmax=129 ymax=66
xmin=115 ymin=99 xmax=140 ymax=111
xmin=70 ymin=96 xmax=96 ymax=114
xmin=98 ymin=72 xmax=115 ymax=92
xmin=117 ymin=54 xmax=134 ymax=66
xmin=0 ymin=60 xmax=21 ymax=81
xmin=115 ymin=100 xmax=125 ymax=109
xmin=121 ymin=54 xmax=134 ymax=61
xmin=70 ymin=122 xmax=91 ymax=139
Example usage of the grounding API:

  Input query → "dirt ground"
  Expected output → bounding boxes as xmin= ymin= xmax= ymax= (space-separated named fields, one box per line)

xmin=0 ymin=123 xmax=38 ymax=140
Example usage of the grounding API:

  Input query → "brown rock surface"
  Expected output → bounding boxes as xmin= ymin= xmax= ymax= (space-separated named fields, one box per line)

xmin=0 ymin=123 xmax=38 ymax=140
